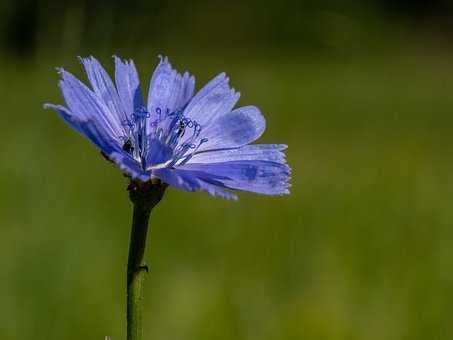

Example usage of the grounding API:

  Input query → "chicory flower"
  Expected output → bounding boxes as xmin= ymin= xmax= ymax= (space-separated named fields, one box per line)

xmin=45 ymin=56 xmax=290 ymax=200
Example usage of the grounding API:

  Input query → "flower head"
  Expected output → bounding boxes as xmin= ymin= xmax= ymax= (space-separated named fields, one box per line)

xmin=45 ymin=56 xmax=291 ymax=200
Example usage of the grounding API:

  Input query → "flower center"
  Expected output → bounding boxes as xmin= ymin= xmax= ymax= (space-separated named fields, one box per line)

xmin=120 ymin=107 xmax=208 ymax=170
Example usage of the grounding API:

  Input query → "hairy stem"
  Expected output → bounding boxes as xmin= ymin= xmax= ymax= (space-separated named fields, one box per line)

xmin=127 ymin=180 xmax=166 ymax=340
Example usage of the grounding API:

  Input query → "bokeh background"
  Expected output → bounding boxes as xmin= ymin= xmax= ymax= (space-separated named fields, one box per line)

xmin=1 ymin=1 xmax=453 ymax=339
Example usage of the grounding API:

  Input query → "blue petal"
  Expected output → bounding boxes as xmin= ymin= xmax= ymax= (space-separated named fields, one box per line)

xmin=152 ymin=168 xmax=199 ymax=191
xmin=177 ymin=160 xmax=291 ymax=195
xmin=147 ymin=56 xmax=195 ymax=120
xmin=114 ymin=56 xmax=144 ymax=116
xmin=57 ymin=68 xmax=124 ymax=141
xmin=79 ymin=56 xmax=127 ymax=125
xmin=196 ymin=179 xmax=238 ymax=200
xmin=43 ymin=104 xmax=83 ymax=134
xmin=196 ymin=106 xmax=265 ymax=152
xmin=153 ymin=168 xmax=238 ymax=200
xmin=109 ymin=151 xmax=150 ymax=181
xmin=145 ymin=138 xmax=174 ymax=167
xmin=45 ymin=104 xmax=146 ymax=179
xmin=190 ymin=144 xmax=287 ymax=164
xmin=44 ymin=104 xmax=120 ymax=156
xmin=182 ymin=73 xmax=240 ymax=128
xmin=77 ymin=120 xmax=121 ymax=155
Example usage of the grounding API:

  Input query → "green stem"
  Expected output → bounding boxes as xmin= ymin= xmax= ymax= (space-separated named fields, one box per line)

xmin=127 ymin=180 xmax=166 ymax=340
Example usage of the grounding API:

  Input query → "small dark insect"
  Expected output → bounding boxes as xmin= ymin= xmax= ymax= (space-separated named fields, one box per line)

xmin=122 ymin=139 xmax=134 ymax=153
xmin=176 ymin=120 xmax=186 ymax=138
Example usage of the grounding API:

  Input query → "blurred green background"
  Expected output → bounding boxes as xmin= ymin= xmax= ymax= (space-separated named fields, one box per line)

xmin=1 ymin=1 xmax=453 ymax=339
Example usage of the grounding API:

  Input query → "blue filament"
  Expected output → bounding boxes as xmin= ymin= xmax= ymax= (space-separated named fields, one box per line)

xmin=121 ymin=106 xmax=209 ymax=170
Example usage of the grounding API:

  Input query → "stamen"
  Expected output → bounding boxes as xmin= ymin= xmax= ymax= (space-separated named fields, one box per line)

xmin=124 ymin=105 xmax=209 ymax=171
xmin=176 ymin=137 xmax=209 ymax=166
xmin=119 ymin=106 xmax=150 ymax=168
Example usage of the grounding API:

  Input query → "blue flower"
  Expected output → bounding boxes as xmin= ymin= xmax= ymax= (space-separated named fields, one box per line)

xmin=45 ymin=56 xmax=291 ymax=200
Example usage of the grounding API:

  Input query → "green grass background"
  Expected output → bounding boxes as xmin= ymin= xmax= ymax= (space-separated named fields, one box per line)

xmin=1 ymin=32 xmax=453 ymax=340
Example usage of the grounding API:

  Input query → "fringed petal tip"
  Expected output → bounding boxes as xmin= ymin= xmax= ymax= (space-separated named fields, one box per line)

xmin=55 ymin=67 xmax=83 ymax=84
xmin=56 ymin=67 xmax=75 ymax=82
xmin=43 ymin=102 xmax=74 ymax=121
xmin=157 ymin=55 xmax=180 ymax=73
xmin=112 ymin=55 xmax=133 ymax=66
xmin=77 ymin=55 xmax=97 ymax=64
xmin=43 ymin=103 xmax=54 ymax=110
xmin=157 ymin=54 xmax=169 ymax=64
xmin=43 ymin=103 xmax=71 ymax=114
xmin=156 ymin=55 xmax=195 ymax=83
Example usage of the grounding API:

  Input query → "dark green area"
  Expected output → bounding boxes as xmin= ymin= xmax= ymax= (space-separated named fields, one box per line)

xmin=1 ymin=2 xmax=453 ymax=340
